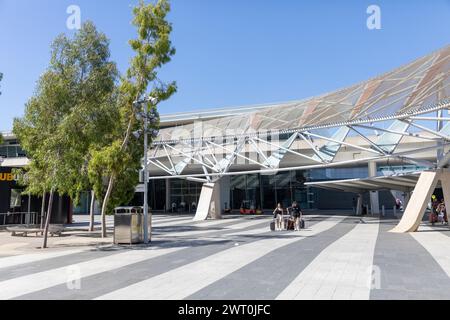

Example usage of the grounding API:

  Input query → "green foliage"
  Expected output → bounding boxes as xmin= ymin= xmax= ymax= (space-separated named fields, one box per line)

xmin=13 ymin=22 xmax=119 ymax=204
xmin=13 ymin=1 xmax=177 ymax=220
xmin=90 ymin=0 xmax=177 ymax=216
xmin=88 ymin=141 xmax=141 ymax=213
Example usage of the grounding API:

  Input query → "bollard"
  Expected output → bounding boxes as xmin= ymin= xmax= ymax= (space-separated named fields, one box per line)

xmin=393 ymin=206 xmax=397 ymax=218
xmin=382 ymin=205 xmax=385 ymax=217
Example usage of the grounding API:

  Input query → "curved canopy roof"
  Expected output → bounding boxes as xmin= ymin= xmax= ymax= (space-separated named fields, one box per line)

xmin=157 ymin=45 xmax=449 ymax=143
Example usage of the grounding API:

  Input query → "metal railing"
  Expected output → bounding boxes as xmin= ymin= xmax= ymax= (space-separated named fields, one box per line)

xmin=0 ymin=212 xmax=40 ymax=226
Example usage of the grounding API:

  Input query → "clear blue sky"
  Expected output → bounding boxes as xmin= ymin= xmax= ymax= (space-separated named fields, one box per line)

xmin=0 ymin=0 xmax=449 ymax=130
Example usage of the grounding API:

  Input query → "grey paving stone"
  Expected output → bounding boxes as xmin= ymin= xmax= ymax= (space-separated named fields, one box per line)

xmin=15 ymin=217 xmax=326 ymax=300
xmin=0 ymin=248 xmax=120 ymax=282
xmin=370 ymin=224 xmax=450 ymax=300
xmin=7 ymin=215 xmax=449 ymax=301
xmin=1 ymin=218 xmax=269 ymax=282
xmin=187 ymin=219 xmax=357 ymax=300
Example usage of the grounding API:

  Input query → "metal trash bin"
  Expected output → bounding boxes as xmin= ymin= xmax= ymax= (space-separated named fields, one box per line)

xmin=114 ymin=207 xmax=144 ymax=245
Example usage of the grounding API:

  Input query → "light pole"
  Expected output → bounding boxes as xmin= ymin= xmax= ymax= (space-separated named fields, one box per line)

xmin=133 ymin=95 xmax=159 ymax=244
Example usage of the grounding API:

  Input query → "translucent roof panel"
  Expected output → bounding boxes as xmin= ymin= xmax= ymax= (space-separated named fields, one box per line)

xmin=158 ymin=45 xmax=450 ymax=142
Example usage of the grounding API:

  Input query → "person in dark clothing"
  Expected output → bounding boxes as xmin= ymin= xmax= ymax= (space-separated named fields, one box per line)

xmin=430 ymin=196 xmax=440 ymax=225
xmin=438 ymin=200 xmax=448 ymax=225
xmin=290 ymin=201 xmax=303 ymax=231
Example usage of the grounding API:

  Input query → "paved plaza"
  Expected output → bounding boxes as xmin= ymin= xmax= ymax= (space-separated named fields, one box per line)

xmin=0 ymin=214 xmax=450 ymax=300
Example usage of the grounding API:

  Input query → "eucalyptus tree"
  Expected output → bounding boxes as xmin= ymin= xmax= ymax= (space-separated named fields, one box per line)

xmin=14 ymin=22 xmax=119 ymax=247
xmin=90 ymin=0 xmax=177 ymax=238
xmin=55 ymin=22 xmax=119 ymax=232
xmin=14 ymin=69 xmax=72 ymax=248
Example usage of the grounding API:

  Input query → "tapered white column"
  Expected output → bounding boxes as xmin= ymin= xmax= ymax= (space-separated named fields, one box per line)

xmin=391 ymin=171 xmax=439 ymax=233
xmin=441 ymin=170 xmax=450 ymax=226
xmin=368 ymin=161 xmax=380 ymax=214
xmin=356 ymin=194 xmax=363 ymax=216
xmin=194 ymin=182 xmax=222 ymax=221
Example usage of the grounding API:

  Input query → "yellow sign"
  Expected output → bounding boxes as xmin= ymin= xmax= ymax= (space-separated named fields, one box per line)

xmin=0 ymin=173 xmax=15 ymax=182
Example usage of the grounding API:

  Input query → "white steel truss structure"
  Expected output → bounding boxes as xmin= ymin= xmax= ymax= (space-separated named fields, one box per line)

xmin=148 ymin=46 xmax=450 ymax=181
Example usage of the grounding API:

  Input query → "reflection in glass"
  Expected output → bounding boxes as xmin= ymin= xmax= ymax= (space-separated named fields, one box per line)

xmin=10 ymin=189 xmax=21 ymax=208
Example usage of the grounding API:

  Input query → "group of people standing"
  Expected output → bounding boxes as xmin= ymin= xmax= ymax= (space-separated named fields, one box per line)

xmin=171 ymin=201 xmax=197 ymax=213
xmin=273 ymin=201 xmax=303 ymax=231
xmin=430 ymin=195 xmax=448 ymax=225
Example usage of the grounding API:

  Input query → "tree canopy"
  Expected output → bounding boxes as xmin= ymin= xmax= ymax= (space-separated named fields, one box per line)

xmin=15 ymin=21 xmax=119 ymax=197
xmin=13 ymin=0 xmax=178 ymax=242
xmin=13 ymin=22 xmax=119 ymax=247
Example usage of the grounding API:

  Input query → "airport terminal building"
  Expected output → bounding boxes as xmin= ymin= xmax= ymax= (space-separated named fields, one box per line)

xmin=145 ymin=46 xmax=449 ymax=220
xmin=145 ymin=107 xmax=422 ymax=214
xmin=1 ymin=46 xmax=449 ymax=224
xmin=0 ymin=108 xmax=422 ymax=219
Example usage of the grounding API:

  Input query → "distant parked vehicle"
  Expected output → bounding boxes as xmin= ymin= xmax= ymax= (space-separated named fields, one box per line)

xmin=240 ymin=201 xmax=261 ymax=215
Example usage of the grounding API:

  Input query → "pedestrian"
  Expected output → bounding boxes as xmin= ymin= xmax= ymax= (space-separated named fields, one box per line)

xmin=171 ymin=202 xmax=177 ymax=213
xmin=273 ymin=203 xmax=284 ymax=231
xmin=290 ymin=201 xmax=303 ymax=231
xmin=430 ymin=196 xmax=439 ymax=225
xmin=180 ymin=201 xmax=187 ymax=212
xmin=395 ymin=198 xmax=401 ymax=210
xmin=443 ymin=202 xmax=448 ymax=225
xmin=438 ymin=200 xmax=448 ymax=225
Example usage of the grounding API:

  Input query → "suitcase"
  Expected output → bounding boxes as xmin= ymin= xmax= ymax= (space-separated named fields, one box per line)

xmin=287 ymin=219 xmax=295 ymax=231
xmin=300 ymin=219 xmax=305 ymax=229
xmin=430 ymin=212 xmax=438 ymax=223
xmin=270 ymin=221 xmax=276 ymax=231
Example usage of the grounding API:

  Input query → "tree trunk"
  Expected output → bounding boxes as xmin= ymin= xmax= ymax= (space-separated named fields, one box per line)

xmin=42 ymin=189 xmax=55 ymax=249
xmin=89 ymin=190 xmax=95 ymax=232
xmin=99 ymin=91 xmax=142 ymax=238
xmin=40 ymin=191 xmax=46 ymax=229
xmin=101 ymin=176 xmax=115 ymax=238
xmin=121 ymin=119 xmax=134 ymax=151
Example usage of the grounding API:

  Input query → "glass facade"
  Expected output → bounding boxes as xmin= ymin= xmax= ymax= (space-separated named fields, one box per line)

xmin=0 ymin=143 xmax=26 ymax=158
xmin=309 ymin=166 xmax=369 ymax=181
xmin=10 ymin=189 xmax=22 ymax=208
xmin=151 ymin=179 xmax=167 ymax=211
xmin=168 ymin=179 xmax=202 ymax=213
xmin=230 ymin=171 xmax=309 ymax=211
xmin=378 ymin=165 xmax=429 ymax=176
xmin=142 ymin=166 xmax=375 ymax=213
xmin=74 ymin=165 xmax=399 ymax=214
xmin=73 ymin=191 xmax=91 ymax=214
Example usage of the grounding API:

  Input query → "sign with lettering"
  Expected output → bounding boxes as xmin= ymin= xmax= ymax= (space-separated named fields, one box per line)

xmin=0 ymin=173 xmax=15 ymax=182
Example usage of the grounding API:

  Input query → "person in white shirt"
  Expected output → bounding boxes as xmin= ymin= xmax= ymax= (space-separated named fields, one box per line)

xmin=273 ymin=203 xmax=284 ymax=231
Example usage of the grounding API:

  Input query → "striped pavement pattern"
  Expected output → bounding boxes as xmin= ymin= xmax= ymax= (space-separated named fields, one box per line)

xmin=1 ymin=215 xmax=450 ymax=300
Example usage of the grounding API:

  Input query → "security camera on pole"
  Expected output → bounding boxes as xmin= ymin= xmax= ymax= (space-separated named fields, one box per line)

xmin=133 ymin=95 xmax=159 ymax=244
